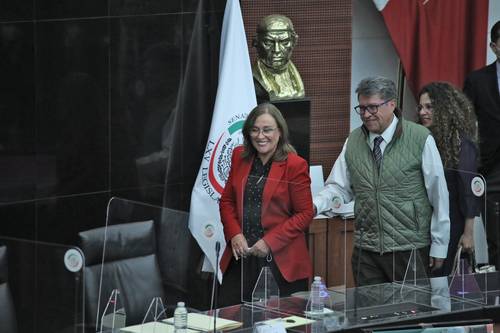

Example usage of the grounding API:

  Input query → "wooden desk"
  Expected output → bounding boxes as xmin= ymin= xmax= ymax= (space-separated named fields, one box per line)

xmin=308 ymin=217 xmax=355 ymax=288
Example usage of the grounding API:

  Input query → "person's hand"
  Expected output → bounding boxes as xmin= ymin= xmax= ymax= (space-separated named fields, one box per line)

xmin=459 ymin=232 xmax=474 ymax=253
xmin=249 ymin=239 xmax=270 ymax=258
xmin=460 ymin=217 xmax=475 ymax=253
xmin=429 ymin=256 xmax=444 ymax=270
xmin=231 ymin=234 xmax=249 ymax=260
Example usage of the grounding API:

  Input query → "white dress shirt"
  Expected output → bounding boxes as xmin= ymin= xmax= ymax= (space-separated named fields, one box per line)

xmin=313 ymin=115 xmax=450 ymax=258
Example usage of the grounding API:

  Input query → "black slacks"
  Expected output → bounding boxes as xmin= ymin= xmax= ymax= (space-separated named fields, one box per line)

xmin=218 ymin=255 xmax=308 ymax=307
xmin=351 ymin=246 xmax=430 ymax=287
xmin=484 ymin=164 xmax=500 ymax=269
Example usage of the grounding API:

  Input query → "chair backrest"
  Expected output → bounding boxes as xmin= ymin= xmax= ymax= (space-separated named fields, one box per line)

xmin=0 ymin=245 xmax=17 ymax=333
xmin=156 ymin=207 xmax=193 ymax=293
xmin=78 ymin=220 xmax=165 ymax=327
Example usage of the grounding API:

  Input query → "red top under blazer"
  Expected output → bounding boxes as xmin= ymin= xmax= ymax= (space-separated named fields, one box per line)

xmin=219 ymin=146 xmax=314 ymax=282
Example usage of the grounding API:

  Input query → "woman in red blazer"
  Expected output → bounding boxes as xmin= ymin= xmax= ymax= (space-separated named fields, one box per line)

xmin=218 ymin=103 xmax=314 ymax=306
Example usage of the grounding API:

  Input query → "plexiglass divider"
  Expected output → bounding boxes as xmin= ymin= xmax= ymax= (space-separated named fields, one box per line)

xmin=142 ymin=297 xmax=168 ymax=324
xmin=387 ymin=159 xmax=432 ymax=289
xmin=327 ymin=160 xmax=457 ymax=328
xmin=89 ymin=196 xmax=193 ymax=331
xmin=251 ymin=267 xmax=280 ymax=309
xmin=73 ymin=165 xmax=500 ymax=333
xmin=445 ymin=168 xmax=488 ymax=272
xmin=64 ymin=167 xmax=500 ymax=333
xmin=395 ymin=245 xmax=430 ymax=293
xmin=99 ymin=289 xmax=126 ymax=332
xmin=394 ymin=168 xmax=494 ymax=306
xmin=237 ymin=174 xmax=348 ymax=326
xmin=0 ymin=236 xmax=85 ymax=333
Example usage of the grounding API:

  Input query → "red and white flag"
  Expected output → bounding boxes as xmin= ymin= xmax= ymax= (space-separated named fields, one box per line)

xmin=374 ymin=0 xmax=489 ymax=94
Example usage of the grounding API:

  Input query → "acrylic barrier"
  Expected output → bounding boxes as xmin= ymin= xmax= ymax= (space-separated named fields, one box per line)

xmin=231 ymin=166 xmax=493 ymax=319
xmin=80 ymin=197 xmax=196 ymax=332
xmin=0 ymin=237 xmax=85 ymax=333
xmin=441 ymin=168 xmax=489 ymax=268
xmin=76 ymin=165 xmax=500 ymax=332
xmin=85 ymin=178 xmax=344 ymax=331
xmin=392 ymin=168 xmax=491 ymax=302
xmin=367 ymin=167 xmax=488 ymax=292
xmin=204 ymin=278 xmax=491 ymax=333
xmin=236 ymin=175 xmax=348 ymax=315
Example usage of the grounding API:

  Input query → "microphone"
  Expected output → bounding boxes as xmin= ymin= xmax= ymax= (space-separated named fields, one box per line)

xmin=213 ymin=241 xmax=221 ymax=333
xmin=209 ymin=241 xmax=221 ymax=310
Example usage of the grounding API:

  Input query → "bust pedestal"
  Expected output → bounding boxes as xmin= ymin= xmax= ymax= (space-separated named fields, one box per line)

xmin=271 ymin=98 xmax=311 ymax=162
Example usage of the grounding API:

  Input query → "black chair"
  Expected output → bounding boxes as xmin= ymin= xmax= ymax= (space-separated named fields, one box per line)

xmin=78 ymin=220 xmax=165 ymax=328
xmin=0 ymin=245 xmax=17 ymax=333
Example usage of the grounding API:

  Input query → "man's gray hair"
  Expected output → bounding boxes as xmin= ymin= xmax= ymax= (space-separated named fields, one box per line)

xmin=355 ymin=76 xmax=397 ymax=101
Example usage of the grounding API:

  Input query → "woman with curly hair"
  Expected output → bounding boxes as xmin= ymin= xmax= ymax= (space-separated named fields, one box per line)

xmin=418 ymin=82 xmax=480 ymax=275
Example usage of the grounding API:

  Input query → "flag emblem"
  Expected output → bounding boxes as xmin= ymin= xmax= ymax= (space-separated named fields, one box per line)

xmin=203 ymin=224 xmax=215 ymax=239
xmin=202 ymin=116 xmax=246 ymax=201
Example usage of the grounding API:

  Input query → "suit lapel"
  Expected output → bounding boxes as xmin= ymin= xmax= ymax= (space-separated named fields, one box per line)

xmin=487 ymin=62 xmax=500 ymax=108
xmin=236 ymin=155 xmax=253 ymax=219
xmin=261 ymin=159 xmax=287 ymax=215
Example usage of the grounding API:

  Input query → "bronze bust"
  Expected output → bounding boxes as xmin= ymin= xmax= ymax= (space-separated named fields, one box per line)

xmin=253 ymin=14 xmax=305 ymax=101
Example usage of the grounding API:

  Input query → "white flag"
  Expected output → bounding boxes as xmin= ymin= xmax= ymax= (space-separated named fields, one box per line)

xmin=188 ymin=0 xmax=257 ymax=282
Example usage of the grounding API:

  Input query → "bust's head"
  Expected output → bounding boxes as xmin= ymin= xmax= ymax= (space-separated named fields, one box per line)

xmin=254 ymin=14 xmax=298 ymax=72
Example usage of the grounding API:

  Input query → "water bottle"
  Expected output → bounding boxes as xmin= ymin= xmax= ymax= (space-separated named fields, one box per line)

xmin=174 ymin=301 xmax=188 ymax=333
xmin=310 ymin=276 xmax=324 ymax=313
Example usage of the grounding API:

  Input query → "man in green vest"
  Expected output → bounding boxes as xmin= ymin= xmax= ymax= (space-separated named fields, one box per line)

xmin=314 ymin=76 xmax=450 ymax=286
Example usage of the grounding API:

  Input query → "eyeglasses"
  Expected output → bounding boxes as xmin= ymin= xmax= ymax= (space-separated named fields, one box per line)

xmin=416 ymin=103 xmax=433 ymax=112
xmin=354 ymin=100 xmax=391 ymax=115
xmin=249 ymin=127 xmax=277 ymax=137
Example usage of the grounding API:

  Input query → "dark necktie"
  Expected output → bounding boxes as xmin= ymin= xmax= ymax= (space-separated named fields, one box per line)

xmin=373 ymin=136 xmax=383 ymax=169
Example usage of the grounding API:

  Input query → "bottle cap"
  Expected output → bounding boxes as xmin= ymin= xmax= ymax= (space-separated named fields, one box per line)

xmin=177 ymin=301 xmax=185 ymax=307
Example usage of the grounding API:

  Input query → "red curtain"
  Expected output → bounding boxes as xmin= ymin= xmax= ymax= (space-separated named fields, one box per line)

xmin=379 ymin=0 xmax=489 ymax=94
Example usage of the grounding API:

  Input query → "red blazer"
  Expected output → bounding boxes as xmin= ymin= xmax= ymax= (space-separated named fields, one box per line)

xmin=219 ymin=146 xmax=314 ymax=282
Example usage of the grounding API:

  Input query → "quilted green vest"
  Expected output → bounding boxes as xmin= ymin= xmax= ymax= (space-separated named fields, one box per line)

xmin=345 ymin=118 xmax=432 ymax=253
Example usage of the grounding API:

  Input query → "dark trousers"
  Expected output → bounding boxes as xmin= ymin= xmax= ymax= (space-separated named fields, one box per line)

xmin=351 ymin=247 xmax=430 ymax=287
xmin=218 ymin=255 xmax=308 ymax=307
xmin=484 ymin=165 xmax=500 ymax=269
